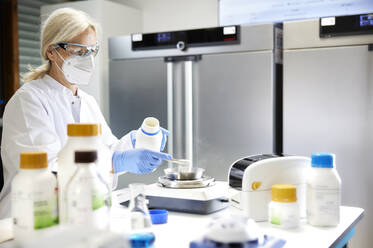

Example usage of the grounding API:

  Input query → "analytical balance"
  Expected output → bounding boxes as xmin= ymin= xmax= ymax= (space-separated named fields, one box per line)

xmin=117 ymin=166 xmax=229 ymax=215
xmin=146 ymin=167 xmax=229 ymax=214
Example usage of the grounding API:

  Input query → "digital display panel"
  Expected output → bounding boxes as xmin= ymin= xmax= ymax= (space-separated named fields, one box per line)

xmin=132 ymin=26 xmax=239 ymax=51
xmin=220 ymin=0 xmax=373 ymax=25
xmin=157 ymin=33 xmax=171 ymax=43
xmin=320 ymin=13 xmax=373 ymax=37
xmin=360 ymin=14 xmax=373 ymax=26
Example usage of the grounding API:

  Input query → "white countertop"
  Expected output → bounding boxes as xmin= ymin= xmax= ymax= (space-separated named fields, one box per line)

xmin=80 ymin=202 xmax=365 ymax=248
xmin=142 ymin=206 xmax=363 ymax=248
xmin=0 ymin=200 xmax=364 ymax=248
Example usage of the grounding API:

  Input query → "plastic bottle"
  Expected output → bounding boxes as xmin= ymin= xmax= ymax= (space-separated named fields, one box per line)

xmin=128 ymin=183 xmax=155 ymax=248
xmin=66 ymin=150 xmax=111 ymax=230
xmin=307 ymin=153 xmax=341 ymax=227
xmin=268 ymin=184 xmax=300 ymax=229
xmin=57 ymin=123 xmax=112 ymax=224
xmin=135 ymin=117 xmax=163 ymax=151
xmin=11 ymin=152 xmax=58 ymax=241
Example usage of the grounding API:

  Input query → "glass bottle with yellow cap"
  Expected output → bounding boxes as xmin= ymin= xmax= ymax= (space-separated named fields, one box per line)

xmin=268 ymin=184 xmax=300 ymax=229
xmin=57 ymin=123 xmax=112 ymax=224
xmin=11 ymin=152 xmax=58 ymax=242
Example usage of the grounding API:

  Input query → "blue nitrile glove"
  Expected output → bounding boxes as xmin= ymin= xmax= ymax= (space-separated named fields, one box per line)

xmin=112 ymin=149 xmax=172 ymax=174
xmin=130 ymin=128 xmax=169 ymax=151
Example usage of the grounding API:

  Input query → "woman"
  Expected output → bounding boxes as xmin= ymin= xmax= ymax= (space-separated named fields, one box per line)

xmin=0 ymin=8 xmax=171 ymax=218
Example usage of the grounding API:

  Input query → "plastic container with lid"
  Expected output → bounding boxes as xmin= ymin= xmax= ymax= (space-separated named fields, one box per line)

xmin=66 ymin=150 xmax=111 ymax=230
xmin=57 ymin=123 xmax=113 ymax=224
xmin=11 ymin=152 xmax=58 ymax=242
xmin=135 ymin=117 xmax=163 ymax=151
xmin=307 ymin=153 xmax=341 ymax=227
xmin=268 ymin=184 xmax=300 ymax=229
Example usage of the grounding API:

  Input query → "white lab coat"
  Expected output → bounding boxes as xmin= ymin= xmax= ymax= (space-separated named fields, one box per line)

xmin=0 ymin=75 xmax=133 ymax=218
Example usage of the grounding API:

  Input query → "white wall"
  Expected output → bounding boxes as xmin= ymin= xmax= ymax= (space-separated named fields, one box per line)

xmin=99 ymin=1 xmax=142 ymax=121
xmin=112 ymin=0 xmax=219 ymax=32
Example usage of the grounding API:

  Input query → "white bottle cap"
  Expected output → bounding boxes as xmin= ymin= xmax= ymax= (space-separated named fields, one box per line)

xmin=141 ymin=117 xmax=160 ymax=135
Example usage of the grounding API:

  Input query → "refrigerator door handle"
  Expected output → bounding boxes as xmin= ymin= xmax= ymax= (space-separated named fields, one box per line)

xmin=184 ymin=60 xmax=193 ymax=168
xmin=167 ymin=62 xmax=173 ymax=158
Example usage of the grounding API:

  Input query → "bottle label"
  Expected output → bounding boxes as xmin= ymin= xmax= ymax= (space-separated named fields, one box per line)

xmin=270 ymin=214 xmax=281 ymax=225
xmin=269 ymin=205 xmax=299 ymax=228
xmin=92 ymin=193 xmax=105 ymax=211
xmin=307 ymin=184 xmax=340 ymax=224
xmin=13 ymin=188 xmax=58 ymax=232
xmin=67 ymin=178 xmax=111 ymax=230
xmin=33 ymin=198 xmax=58 ymax=229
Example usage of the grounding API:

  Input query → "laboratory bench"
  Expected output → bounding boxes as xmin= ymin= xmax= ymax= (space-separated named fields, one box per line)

xmin=144 ymin=206 xmax=363 ymax=248
xmin=0 ymin=200 xmax=364 ymax=248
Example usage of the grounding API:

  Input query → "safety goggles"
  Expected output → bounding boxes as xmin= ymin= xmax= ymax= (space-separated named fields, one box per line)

xmin=54 ymin=42 xmax=99 ymax=57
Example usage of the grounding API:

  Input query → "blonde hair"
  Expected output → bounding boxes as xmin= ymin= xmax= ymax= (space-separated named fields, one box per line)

xmin=22 ymin=8 xmax=98 ymax=82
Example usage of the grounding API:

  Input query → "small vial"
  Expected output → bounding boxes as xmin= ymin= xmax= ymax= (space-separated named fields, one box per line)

xmin=269 ymin=184 xmax=300 ymax=229
xmin=128 ymin=183 xmax=155 ymax=248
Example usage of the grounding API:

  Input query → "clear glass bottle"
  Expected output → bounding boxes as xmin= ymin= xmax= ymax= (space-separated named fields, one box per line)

xmin=58 ymin=123 xmax=113 ymax=224
xmin=66 ymin=150 xmax=111 ymax=230
xmin=128 ymin=183 xmax=155 ymax=248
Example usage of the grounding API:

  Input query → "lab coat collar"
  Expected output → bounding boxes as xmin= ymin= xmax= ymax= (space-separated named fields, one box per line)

xmin=42 ymin=74 xmax=81 ymax=98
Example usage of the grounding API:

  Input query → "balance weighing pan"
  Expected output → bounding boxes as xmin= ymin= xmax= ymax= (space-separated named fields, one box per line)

xmin=164 ymin=167 xmax=205 ymax=180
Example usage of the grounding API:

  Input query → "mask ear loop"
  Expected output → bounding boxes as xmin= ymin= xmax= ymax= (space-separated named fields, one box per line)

xmin=53 ymin=47 xmax=66 ymax=74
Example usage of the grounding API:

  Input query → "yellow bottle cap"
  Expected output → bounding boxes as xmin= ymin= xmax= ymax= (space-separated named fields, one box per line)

xmin=271 ymin=184 xmax=297 ymax=203
xmin=20 ymin=152 xmax=48 ymax=169
xmin=67 ymin=123 xmax=99 ymax=137
xmin=98 ymin=124 xmax=102 ymax=135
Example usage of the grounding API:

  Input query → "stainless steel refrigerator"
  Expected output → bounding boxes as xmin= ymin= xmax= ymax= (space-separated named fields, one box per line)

xmin=109 ymin=24 xmax=283 ymax=187
xmin=283 ymin=14 xmax=373 ymax=247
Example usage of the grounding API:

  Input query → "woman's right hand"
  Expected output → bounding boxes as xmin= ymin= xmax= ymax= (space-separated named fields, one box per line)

xmin=112 ymin=149 xmax=172 ymax=174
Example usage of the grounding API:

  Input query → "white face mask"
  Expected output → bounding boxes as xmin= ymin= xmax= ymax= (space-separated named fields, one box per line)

xmin=55 ymin=49 xmax=95 ymax=85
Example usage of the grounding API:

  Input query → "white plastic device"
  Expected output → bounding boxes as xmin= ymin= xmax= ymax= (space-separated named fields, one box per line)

xmin=205 ymin=217 xmax=262 ymax=244
xmin=228 ymin=155 xmax=309 ymax=221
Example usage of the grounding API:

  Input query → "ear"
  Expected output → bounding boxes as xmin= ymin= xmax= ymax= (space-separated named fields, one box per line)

xmin=46 ymin=46 xmax=55 ymax=62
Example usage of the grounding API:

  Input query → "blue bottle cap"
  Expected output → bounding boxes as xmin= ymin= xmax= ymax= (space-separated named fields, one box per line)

xmin=130 ymin=232 xmax=155 ymax=248
xmin=311 ymin=153 xmax=334 ymax=168
xmin=149 ymin=209 xmax=168 ymax=224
